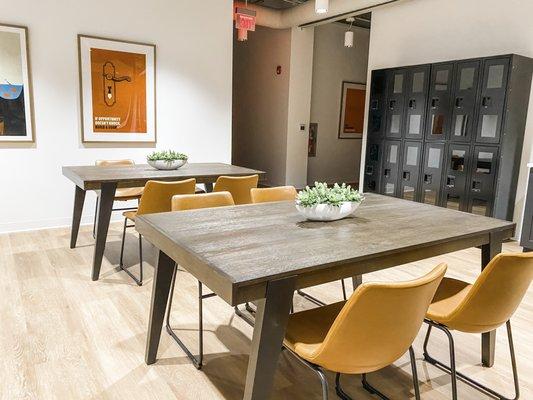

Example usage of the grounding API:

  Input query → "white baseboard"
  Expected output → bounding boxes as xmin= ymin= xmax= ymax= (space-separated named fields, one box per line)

xmin=0 ymin=214 xmax=124 ymax=235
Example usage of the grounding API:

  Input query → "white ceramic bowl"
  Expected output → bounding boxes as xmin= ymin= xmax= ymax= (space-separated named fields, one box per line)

xmin=295 ymin=201 xmax=361 ymax=221
xmin=148 ymin=159 xmax=187 ymax=170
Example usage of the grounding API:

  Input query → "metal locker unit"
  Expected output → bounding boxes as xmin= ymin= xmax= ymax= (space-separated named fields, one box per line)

xmin=400 ymin=141 xmax=423 ymax=201
xmin=450 ymin=60 xmax=481 ymax=143
xmin=426 ymin=63 xmax=454 ymax=141
xmin=468 ymin=146 xmax=499 ymax=216
xmin=367 ymin=70 xmax=387 ymax=141
xmin=420 ymin=142 xmax=446 ymax=206
xmin=385 ymin=69 xmax=407 ymax=139
xmin=404 ymin=65 xmax=430 ymax=140
xmin=442 ymin=143 xmax=472 ymax=211
xmin=363 ymin=140 xmax=383 ymax=192
xmin=381 ymin=140 xmax=402 ymax=197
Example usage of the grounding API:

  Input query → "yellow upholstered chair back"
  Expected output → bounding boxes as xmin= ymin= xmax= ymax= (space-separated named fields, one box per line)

xmin=439 ymin=252 xmax=533 ymax=333
xmin=95 ymin=159 xmax=135 ymax=167
xmin=213 ymin=175 xmax=258 ymax=205
xmin=250 ymin=186 xmax=297 ymax=203
xmin=172 ymin=191 xmax=235 ymax=211
xmin=306 ymin=264 xmax=446 ymax=374
xmin=137 ymin=179 xmax=196 ymax=216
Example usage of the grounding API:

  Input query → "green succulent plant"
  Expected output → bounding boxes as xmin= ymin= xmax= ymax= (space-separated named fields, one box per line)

xmin=147 ymin=150 xmax=188 ymax=163
xmin=297 ymin=182 xmax=364 ymax=207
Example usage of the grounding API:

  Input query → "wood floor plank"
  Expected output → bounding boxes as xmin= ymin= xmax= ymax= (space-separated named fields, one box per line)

xmin=0 ymin=223 xmax=531 ymax=400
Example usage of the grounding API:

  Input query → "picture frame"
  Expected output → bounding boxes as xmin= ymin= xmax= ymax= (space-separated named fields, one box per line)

xmin=338 ymin=81 xmax=366 ymax=139
xmin=0 ymin=23 xmax=34 ymax=143
xmin=78 ymin=34 xmax=156 ymax=144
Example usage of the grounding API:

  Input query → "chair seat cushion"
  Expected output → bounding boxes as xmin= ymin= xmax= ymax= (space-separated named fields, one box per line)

xmin=115 ymin=187 xmax=144 ymax=200
xmin=123 ymin=210 xmax=137 ymax=221
xmin=426 ymin=277 xmax=472 ymax=324
xmin=284 ymin=301 xmax=345 ymax=361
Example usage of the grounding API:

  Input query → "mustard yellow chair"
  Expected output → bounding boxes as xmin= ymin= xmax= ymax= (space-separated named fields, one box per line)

xmin=423 ymin=252 xmax=533 ymax=400
xmin=119 ymin=179 xmax=196 ymax=285
xmin=283 ymin=264 xmax=447 ymax=400
xmin=93 ymin=159 xmax=144 ymax=238
xmin=166 ymin=191 xmax=235 ymax=369
xmin=213 ymin=175 xmax=259 ymax=204
xmin=250 ymin=186 xmax=297 ymax=203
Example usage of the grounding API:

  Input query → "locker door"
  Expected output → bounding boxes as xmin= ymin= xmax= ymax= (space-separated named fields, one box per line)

xmin=442 ymin=143 xmax=472 ymax=211
xmin=450 ymin=60 xmax=481 ymax=142
xmin=426 ymin=63 xmax=454 ymax=141
xmin=400 ymin=141 xmax=423 ymax=201
xmin=381 ymin=140 xmax=401 ymax=197
xmin=385 ymin=69 xmax=407 ymax=139
xmin=421 ymin=142 xmax=445 ymax=206
xmin=475 ymin=58 xmax=510 ymax=144
xmin=404 ymin=65 xmax=430 ymax=140
xmin=468 ymin=146 xmax=499 ymax=216
xmin=363 ymin=140 xmax=383 ymax=193
xmin=367 ymin=70 xmax=387 ymax=140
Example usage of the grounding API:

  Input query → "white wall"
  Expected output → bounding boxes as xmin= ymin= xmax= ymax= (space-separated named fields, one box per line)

xmin=365 ymin=0 xmax=533 ymax=231
xmin=232 ymin=26 xmax=291 ymax=187
xmin=308 ymin=23 xmax=369 ymax=185
xmin=285 ymin=27 xmax=315 ymax=188
xmin=0 ymin=0 xmax=233 ymax=233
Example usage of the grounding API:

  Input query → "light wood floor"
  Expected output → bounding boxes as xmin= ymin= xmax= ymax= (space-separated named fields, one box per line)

xmin=1 ymin=223 xmax=532 ymax=400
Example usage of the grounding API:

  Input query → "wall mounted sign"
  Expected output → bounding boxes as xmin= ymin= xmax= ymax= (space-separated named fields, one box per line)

xmin=308 ymin=123 xmax=318 ymax=157
xmin=0 ymin=23 xmax=34 ymax=143
xmin=235 ymin=7 xmax=256 ymax=42
xmin=78 ymin=35 xmax=156 ymax=143
xmin=338 ymin=81 xmax=366 ymax=139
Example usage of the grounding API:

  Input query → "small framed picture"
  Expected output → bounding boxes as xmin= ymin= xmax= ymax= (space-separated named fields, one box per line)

xmin=338 ymin=81 xmax=366 ymax=139
xmin=0 ymin=23 xmax=34 ymax=143
xmin=78 ymin=35 xmax=156 ymax=143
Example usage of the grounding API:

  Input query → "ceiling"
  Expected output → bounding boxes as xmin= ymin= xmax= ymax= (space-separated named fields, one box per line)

xmin=248 ymin=0 xmax=309 ymax=10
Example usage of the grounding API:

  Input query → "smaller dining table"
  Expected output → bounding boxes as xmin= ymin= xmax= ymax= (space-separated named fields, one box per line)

xmin=62 ymin=162 xmax=264 ymax=281
xmin=136 ymin=194 xmax=515 ymax=400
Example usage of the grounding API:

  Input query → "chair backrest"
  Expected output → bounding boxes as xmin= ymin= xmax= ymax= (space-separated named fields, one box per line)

xmin=137 ymin=179 xmax=196 ymax=216
xmin=95 ymin=159 xmax=135 ymax=167
xmin=172 ymin=191 xmax=235 ymax=211
xmin=443 ymin=252 xmax=533 ymax=333
xmin=213 ymin=175 xmax=259 ymax=205
xmin=308 ymin=264 xmax=446 ymax=374
xmin=250 ymin=186 xmax=297 ymax=204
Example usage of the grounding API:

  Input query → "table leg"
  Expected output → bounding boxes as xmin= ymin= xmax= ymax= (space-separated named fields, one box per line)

xmin=352 ymin=275 xmax=362 ymax=291
xmin=481 ymin=232 xmax=502 ymax=367
xmin=243 ymin=276 xmax=296 ymax=400
xmin=204 ymin=182 xmax=214 ymax=193
xmin=146 ymin=250 xmax=176 ymax=364
xmin=91 ymin=182 xmax=117 ymax=281
xmin=70 ymin=185 xmax=86 ymax=249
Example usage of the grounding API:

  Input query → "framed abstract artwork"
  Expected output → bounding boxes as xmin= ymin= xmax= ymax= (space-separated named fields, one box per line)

xmin=78 ymin=35 xmax=156 ymax=143
xmin=338 ymin=81 xmax=366 ymax=139
xmin=0 ymin=23 xmax=34 ymax=143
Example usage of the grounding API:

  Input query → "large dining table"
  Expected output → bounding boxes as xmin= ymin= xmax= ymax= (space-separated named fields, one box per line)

xmin=62 ymin=162 xmax=264 ymax=281
xmin=136 ymin=193 xmax=515 ymax=400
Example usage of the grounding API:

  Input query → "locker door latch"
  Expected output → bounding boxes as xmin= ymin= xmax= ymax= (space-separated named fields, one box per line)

xmin=472 ymin=180 xmax=482 ymax=192
xmin=409 ymin=99 xmax=416 ymax=109
xmin=446 ymin=176 xmax=456 ymax=188
xmin=384 ymin=168 xmax=391 ymax=178
xmin=403 ymin=171 xmax=411 ymax=181
xmin=455 ymin=97 xmax=464 ymax=108
xmin=424 ymin=174 xmax=432 ymax=184
xmin=389 ymin=100 xmax=396 ymax=110
xmin=431 ymin=98 xmax=439 ymax=109
xmin=482 ymin=96 xmax=492 ymax=108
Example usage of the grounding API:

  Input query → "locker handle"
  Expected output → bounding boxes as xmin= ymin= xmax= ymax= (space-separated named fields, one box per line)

xmin=455 ymin=97 xmax=464 ymax=108
xmin=409 ymin=99 xmax=416 ymax=109
xmin=384 ymin=168 xmax=391 ymax=178
xmin=389 ymin=100 xmax=396 ymax=110
xmin=424 ymin=174 xmax=432 ymax=184
xmin=403 ymin=171 xmax=411 ymax=181
xmin=482 ymin=96 xmax=492 ymax=108
xmin=371 ymin=100 xmax=379 ymax=110
xmin=472 ymin=180 xmax=482 ymax=192
xmin=431 ymin=98 xmax=439 ymax=109
xmin=446 ymin=176 xmax=456 ymax=188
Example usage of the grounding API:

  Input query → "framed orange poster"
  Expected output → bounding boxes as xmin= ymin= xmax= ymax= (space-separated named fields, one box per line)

xmin=78 ymin=35 xmax=156 ymax=143
xmin=338 ymin=81 xmax=366 ymax=139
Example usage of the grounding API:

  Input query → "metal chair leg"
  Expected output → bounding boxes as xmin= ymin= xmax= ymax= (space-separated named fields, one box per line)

xmin=165 ymin=268 xmax=216 ymax=370
xmin=361 ymin=373 xmax=390 ymax=399
xmin=335 ymin=373 xmax=353 ymax=400
xmin=423 ymin=319 xmax=519 ymax=400
xmin=341 ymin=279 xmax=347 ymax=301
xmin=409 ymin=346 xmax=421 ymax=400
xmin=118 ymin=217 xmax=143 ymax=286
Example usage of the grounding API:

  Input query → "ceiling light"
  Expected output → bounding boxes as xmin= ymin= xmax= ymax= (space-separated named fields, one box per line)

xmin=315 ymin=0 xmax=329 ymax=14
xmin=344 ymin=17 xmax=355 ymax=48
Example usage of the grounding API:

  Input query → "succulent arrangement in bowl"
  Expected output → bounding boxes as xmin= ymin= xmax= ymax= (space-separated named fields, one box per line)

xmin=296 ymin=182 xmax=364 ymax=221
xmin=147 ymin=150 xmax=188 ymax=170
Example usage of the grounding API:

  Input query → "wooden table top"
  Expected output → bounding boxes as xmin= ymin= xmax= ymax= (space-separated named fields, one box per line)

xmin=136 ymin=193 xmax=515 ymax=306
xmin=62 ymin=163 xmax=265 ymax=190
